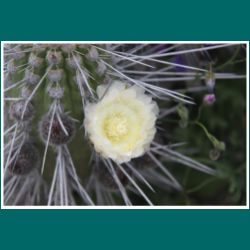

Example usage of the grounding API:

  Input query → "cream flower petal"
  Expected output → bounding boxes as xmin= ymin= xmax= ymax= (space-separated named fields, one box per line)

xmin=84 ymin=81 xmax=159 ymax=164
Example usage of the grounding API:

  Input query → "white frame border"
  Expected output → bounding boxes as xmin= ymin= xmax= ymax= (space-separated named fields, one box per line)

xmin=1 ymin=41 xmax=249 ymax=210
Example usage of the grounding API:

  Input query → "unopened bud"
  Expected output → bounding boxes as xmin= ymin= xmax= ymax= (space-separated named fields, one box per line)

xmin=203 ymin=94 xmax=216 ymax=106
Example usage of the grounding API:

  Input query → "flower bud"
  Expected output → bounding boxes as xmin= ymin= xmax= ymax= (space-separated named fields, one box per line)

xmin=203 ymin=94 xmax=216 ymax=106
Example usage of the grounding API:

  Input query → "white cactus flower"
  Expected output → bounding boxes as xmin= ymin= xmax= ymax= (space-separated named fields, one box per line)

xmin=84 ymin=81 xmax=159 ymax=163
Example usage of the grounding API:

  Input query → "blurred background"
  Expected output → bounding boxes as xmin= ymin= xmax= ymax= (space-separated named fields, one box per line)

xmin=143 ymin=44 xmax=247 ymax=205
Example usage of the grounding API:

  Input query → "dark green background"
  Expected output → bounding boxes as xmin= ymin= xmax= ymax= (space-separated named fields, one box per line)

xmin=0 ymin=0 xmax=249 ymax=249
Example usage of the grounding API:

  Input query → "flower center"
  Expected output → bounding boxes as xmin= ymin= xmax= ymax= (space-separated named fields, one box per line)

xmin=103 ymin=113 xmax=129 ymax=143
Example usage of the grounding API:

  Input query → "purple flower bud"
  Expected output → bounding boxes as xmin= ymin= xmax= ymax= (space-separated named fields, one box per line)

xmin=203 ymin=94 xmax=216 ymax=106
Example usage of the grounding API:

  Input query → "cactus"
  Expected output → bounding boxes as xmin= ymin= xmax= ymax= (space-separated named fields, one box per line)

xmin=3 ymin=43 xmax=246 ymax=206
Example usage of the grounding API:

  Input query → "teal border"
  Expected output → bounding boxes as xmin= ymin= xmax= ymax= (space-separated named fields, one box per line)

xmin=0 ymin=1 xmax=249 ymax=249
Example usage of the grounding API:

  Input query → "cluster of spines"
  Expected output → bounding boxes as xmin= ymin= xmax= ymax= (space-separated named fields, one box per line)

xmin=4 ymin=44 xmax=111 ymax=205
